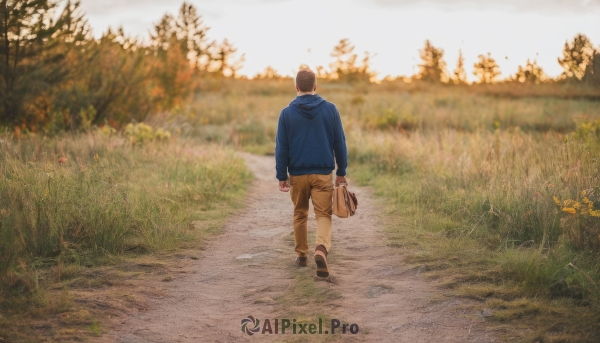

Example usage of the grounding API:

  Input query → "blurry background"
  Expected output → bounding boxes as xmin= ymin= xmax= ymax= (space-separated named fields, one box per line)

xmin=1 ymin=0 xmax=599 ymax=130
xmin=2 ymin=1 xmax=600 ymax=342
xmin=79 ymin=0 xmax=600 ymax=81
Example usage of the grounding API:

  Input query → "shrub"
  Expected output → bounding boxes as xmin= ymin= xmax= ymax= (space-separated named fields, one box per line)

xmin=124 ymin=122 xmax=171 ymax=144
xmin=554 ymin=189 xmax=600 ymax=252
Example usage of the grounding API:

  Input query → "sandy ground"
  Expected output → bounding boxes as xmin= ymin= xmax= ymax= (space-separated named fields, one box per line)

xmin=102 ymin=154 xmax=497 ymax=343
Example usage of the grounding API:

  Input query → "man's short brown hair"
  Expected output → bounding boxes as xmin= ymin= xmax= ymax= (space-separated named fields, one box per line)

xmin=296 ymin=69 xmax=316 ymax=92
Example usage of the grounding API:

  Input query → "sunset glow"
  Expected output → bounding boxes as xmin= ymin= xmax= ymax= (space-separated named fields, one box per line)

xmin=80 ymin=0 xmax=600 ymax=81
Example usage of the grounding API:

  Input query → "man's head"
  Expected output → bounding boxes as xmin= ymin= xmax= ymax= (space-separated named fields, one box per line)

xmin=295 ymin=69 xmax=317 ymax=95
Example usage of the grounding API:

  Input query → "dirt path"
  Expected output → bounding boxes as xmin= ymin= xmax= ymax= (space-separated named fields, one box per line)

xmin=103 ymin=154 xmax=497 ymax=343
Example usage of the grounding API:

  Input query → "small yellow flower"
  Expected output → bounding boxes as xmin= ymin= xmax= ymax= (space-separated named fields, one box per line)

xmin=553 ymin=196 xmax=561 ymax=205
xmin=590 ymin=210 xmax=600 ymax=217
xmin=582 ymin=190 xmax=587 ymax=197
xmin=562 ymin=207 xmax=577 ymax=215
xmin=94 ymin=154 xmax=99 ymax=164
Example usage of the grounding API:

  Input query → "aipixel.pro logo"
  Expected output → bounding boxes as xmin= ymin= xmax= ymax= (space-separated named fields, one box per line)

xmin=241 ymin=316 xmax=261 ymax=336
xmin=241 ymin=316 xmax=360 ymax=336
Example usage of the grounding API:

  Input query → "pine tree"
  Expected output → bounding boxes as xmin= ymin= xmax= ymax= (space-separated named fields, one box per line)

xmin=473 ymin=53 xmax=500 ymax=83
xmin=329 ymin=39 xmax=372 ymax=83
xmin=150 ymin=3 xmax=212 ymax=70
xmin=417 ymin=40 xmax=447 ymax=83
xmin=452 ymin=50 xmax=467 ymax=84
xmin=582 ymin=52 xmax=600 ymax=88
xmin=50 ymin=26 xmax=156 ymax=128
xmin=175 ymin=2 xmax=212 ymax=69
xmin=558 ymin=34 xmax=595 ymax=80
xmin=211 ymin=39 xmax=244 ymax=77
xmin=150 ymin=14 xmax=176 ymax=51
xmin=330 ymin=38 xmax=357 ymax=79
xmin=514 ymin=59 xmax=545 ymax=83
xmin=0 ymin=0 xmax=87 ymax=127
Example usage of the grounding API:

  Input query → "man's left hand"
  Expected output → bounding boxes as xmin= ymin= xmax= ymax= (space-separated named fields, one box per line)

xmin=335 ymin=175 xmax=347 ymax=187
xmin=279 ymin=180 xmax=290 ymax=192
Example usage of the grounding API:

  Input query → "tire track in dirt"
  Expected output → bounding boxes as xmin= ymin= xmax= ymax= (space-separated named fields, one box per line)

xmin=103 ymin=153 xmax=497 ymax=343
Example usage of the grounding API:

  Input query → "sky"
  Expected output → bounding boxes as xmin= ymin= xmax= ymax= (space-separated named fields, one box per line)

xmin=79 ymin=0 xmax=600 ymax=82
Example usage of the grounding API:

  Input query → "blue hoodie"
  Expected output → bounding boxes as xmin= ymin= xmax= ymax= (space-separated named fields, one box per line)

xmin=275 ymin=94 xmax=347 ymax=181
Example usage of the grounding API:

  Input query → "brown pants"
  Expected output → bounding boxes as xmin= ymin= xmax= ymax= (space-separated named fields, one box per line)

xmin=289 ymin=173 xmax=333 ymax=257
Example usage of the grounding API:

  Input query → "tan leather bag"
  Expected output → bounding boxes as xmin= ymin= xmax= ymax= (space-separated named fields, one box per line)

xmin=333 ymin=183 xmax=358 ymax=218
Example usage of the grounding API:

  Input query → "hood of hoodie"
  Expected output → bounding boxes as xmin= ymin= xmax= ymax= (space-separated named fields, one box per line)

xmin=289 ymin=94 xmax=327 ymax=119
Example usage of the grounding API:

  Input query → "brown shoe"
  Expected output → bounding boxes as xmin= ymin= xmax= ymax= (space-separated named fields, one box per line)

xmin=314 ymin=250 xmax=329 ymax=277
xmin=295 ymin=257 xmax=307 ymax=267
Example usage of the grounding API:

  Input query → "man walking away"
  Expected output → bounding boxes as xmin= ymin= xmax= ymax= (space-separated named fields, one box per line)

xmin=275 ymin=69 xmax=348 ymax=278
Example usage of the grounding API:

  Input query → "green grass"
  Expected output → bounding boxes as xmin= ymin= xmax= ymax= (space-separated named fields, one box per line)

xmin=177 ymin=83 xmax=600 ymax=341
xmin=348 ymin=128 xmax=600 ymax=342
xmin=3 ymin=81 xmax=600 ymax=341
xmin=0 ymin=132 xmax=252 ymax=341
xmin=177 ymin=83 xmax=600 ymax=139
xmin=86 ymin=319 xmax=101 ymax=336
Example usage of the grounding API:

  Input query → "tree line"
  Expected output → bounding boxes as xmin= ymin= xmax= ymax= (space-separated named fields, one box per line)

xmin=0 ymin=0 xmax=243 ymax=132
xmin=260 ymin=35 xmax=598 ymax=87
xmin=1 ymin=0 xmax=599 ymax=133
xmin=416 ymin=34 xmax=599 ymax=86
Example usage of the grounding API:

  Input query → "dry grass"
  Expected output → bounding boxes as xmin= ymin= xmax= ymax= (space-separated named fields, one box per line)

xmin=2 ymin=78 xmax=600 ymax=341
xmin=349 ymin=126 xmax=600 ymax=341
xmin=169 ymin=79 xmax=600 ymax=341
xmin=0 ymin=131 xmax=252 ymax=341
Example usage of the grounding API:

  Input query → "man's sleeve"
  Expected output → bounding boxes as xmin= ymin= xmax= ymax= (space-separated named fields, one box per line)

xmin=333 ymin=106 xmax=348 ymax=177
xmin=275 ymin=110 xmax=289 ymax=181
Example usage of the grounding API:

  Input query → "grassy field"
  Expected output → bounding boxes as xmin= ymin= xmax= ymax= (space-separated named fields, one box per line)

xmin=2 ymin=79 xmax=600 ymax=342
xmin=0 ymin=130 xmax=252 ymax=341
xmin=350 ymin=128 xmax=600 ymax=342
xmin=177 ymin=79 xmax=600 ymax=342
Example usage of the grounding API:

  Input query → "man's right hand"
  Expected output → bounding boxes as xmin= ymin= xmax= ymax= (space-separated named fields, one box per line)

xmin=335 ymin=176 xmax=347 ymax=187
xmin=279 ymin=180 xmax=290 ymax=192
